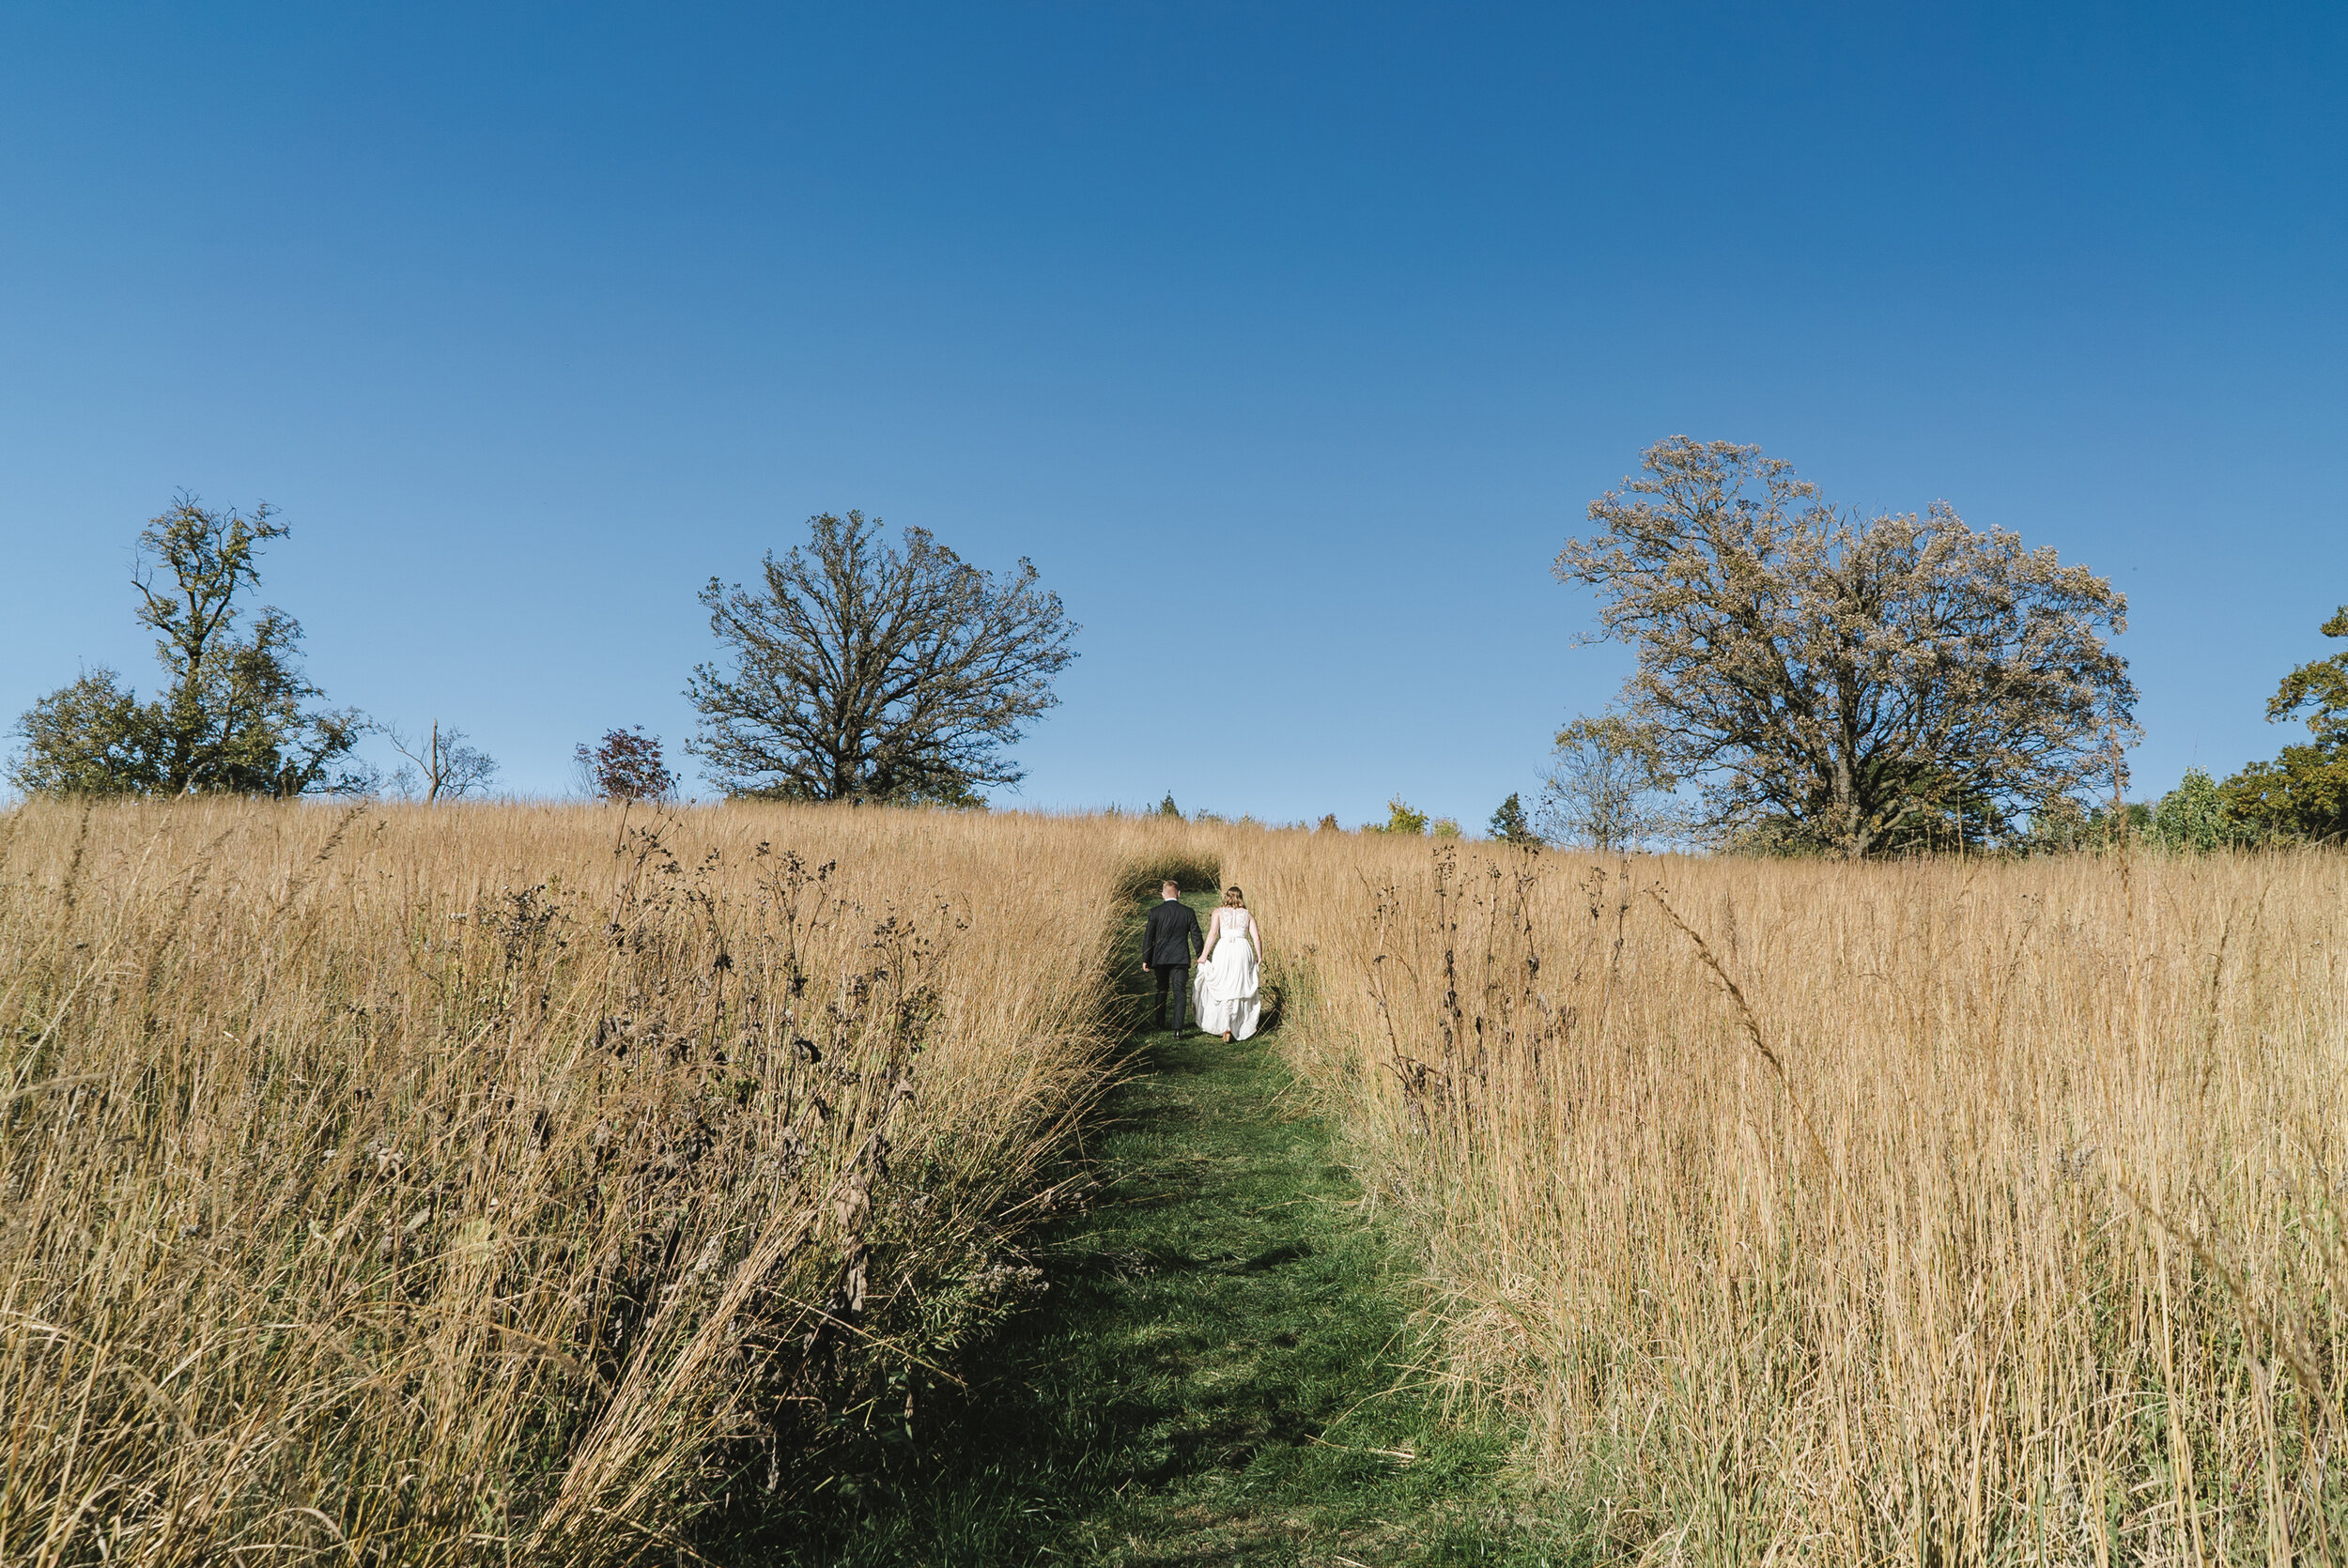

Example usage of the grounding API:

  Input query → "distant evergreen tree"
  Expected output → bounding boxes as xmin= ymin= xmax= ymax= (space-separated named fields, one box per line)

xmin=1157 ymin=792 xmax=1181 ymax=818
xmin=1487 ymin=792 xmax=1540 ymax=846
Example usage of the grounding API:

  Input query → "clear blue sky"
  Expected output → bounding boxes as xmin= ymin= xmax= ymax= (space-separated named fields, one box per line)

xmin=4 ymin=3 xmax=2343 ymax=822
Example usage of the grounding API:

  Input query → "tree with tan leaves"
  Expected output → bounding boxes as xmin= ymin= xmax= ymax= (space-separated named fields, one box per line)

xmin=1556 ymin=438 xmax=2136 ymax=857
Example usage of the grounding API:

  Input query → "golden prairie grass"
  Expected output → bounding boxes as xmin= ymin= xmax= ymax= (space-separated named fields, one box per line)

xmin=0 ymin=798 xmax=1228 ymax=1567
xmin=1248 ymin=837 xmax=2348 ymax=1562
xmin=15 ymin=799 xmax=2345 ymax=1564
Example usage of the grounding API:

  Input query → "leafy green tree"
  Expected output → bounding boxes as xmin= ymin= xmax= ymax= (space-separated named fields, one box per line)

xmin=1557 ymin=438 xmax=2136 ymax=857
xmin=2151 ymin=767 xmax=2235 ymax=853
xmin=1486 ymin=792 xmax=1540 ymax=847
xmin=8 ymin=497 xmax=364 ymax=797
xmin=1158 ymin=792 xmax=1182 ymax=818
xmin=1367 ymin=797 xmax=1430 ymax=836
xmin=10 ymin=670 xmax=159 ymax=795
xmin=2219 ymin=607 xmax=2348 ymax=843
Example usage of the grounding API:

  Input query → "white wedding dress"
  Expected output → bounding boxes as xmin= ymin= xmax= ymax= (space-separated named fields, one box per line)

xmin=1191 ymin=908 xmax=1261 ymax=1040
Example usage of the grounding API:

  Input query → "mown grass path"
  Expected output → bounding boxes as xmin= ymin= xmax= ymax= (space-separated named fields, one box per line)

xmin=796 ymin=896 xmax=1562 ymax=1566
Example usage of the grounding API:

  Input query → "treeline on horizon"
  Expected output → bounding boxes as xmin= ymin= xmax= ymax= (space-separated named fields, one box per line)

xmin=10 ymin=442 xmax=2346 ymax=855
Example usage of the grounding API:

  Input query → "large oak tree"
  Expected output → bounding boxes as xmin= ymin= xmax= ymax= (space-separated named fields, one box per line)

xmin=686 ymin=513 xmax=1076 ymax=804
xmin=1556 ymin=438 xmax=2136 ymax=857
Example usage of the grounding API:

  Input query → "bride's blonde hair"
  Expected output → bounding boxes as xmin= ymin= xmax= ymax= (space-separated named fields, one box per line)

xmin=1221 ymin=886 xmax=1245 ymax=908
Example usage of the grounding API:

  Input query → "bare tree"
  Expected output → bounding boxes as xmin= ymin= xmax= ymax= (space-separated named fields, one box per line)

xmin=386 ymin=721 xmax=499 ymax=802
xmin=1556 ymin=438 xmax=2136 ymax=857
xmin=686 ymin=512 xmax=1077 ymax=803
xmin=1536 ymin=715 xmax=1686 ymax=850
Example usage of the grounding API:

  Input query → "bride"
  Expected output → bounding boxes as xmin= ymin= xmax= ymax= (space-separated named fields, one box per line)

xmin=1191 ymin=885 xmax=1263 ymax=1041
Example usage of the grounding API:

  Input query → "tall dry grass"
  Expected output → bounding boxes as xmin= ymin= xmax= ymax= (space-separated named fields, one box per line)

xmin=1244 ymin=837 xmax=2348 ymax=1562
xmin=20 ymin=798 xmax=2342 ymax=1562
xmin=0 ymin=799 xmax=1222 ymax=1566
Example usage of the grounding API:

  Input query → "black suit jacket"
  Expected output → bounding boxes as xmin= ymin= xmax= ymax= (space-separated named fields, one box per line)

xmin=1144 ymin=899 xmax=1203 ymax=967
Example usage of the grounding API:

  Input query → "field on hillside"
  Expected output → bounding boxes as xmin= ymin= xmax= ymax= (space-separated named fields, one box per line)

xmin=8 ymin=801 xmax=2345 ymax=1565
xmin=1254 ymin=839 xmax=2348 ymax=1564
xmin=0 ymin=800 xmax=1224 ymax=1566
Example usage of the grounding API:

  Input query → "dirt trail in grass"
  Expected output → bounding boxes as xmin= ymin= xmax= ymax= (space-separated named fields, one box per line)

xmin=792 ymin=896 xmax=1559 ymax=1566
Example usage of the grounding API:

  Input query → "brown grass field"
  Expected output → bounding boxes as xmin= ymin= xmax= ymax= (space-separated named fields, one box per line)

xmin=6 ymin=800 xmax=2345 ymax=1564
xmin=1259 ymin=838 xmax=2348 ymax=1563
xmin=0 ymin=800 xmax=1224 ymax=1565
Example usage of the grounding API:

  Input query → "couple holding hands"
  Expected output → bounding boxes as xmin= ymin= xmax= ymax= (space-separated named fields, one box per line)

xmin=1141 ymin=881 xmax=1263 ymax=1041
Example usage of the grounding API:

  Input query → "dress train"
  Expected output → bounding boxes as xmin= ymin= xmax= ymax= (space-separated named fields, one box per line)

xmin=1191 ymin=908 xmax=1261 ymax=1040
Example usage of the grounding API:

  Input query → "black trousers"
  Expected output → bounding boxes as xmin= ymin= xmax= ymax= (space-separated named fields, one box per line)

xmin=1151 ymin=964 xmax=1191 ymax=1032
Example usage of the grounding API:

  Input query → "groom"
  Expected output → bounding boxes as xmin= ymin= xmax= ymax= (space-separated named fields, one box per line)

xmin=1142 ymin=880 xmax=1204 ymax=1034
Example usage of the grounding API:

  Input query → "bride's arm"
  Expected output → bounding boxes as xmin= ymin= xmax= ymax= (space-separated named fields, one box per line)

xmin=1199 ymin=908 xmax=1219 ymax=961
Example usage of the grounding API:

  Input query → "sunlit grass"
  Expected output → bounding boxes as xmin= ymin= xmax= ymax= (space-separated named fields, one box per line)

xmin=12 ymin=798 xmax=2342 ymax=1564
xmin=0 ymin=798 xmax=1223 ymax=1565
xmin=1257 ymin=837 xmax=2348 ymax=1562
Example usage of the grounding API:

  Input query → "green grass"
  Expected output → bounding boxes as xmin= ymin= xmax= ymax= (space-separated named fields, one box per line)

xmin=774 ymin=896 xmax=1581 ymax=1566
